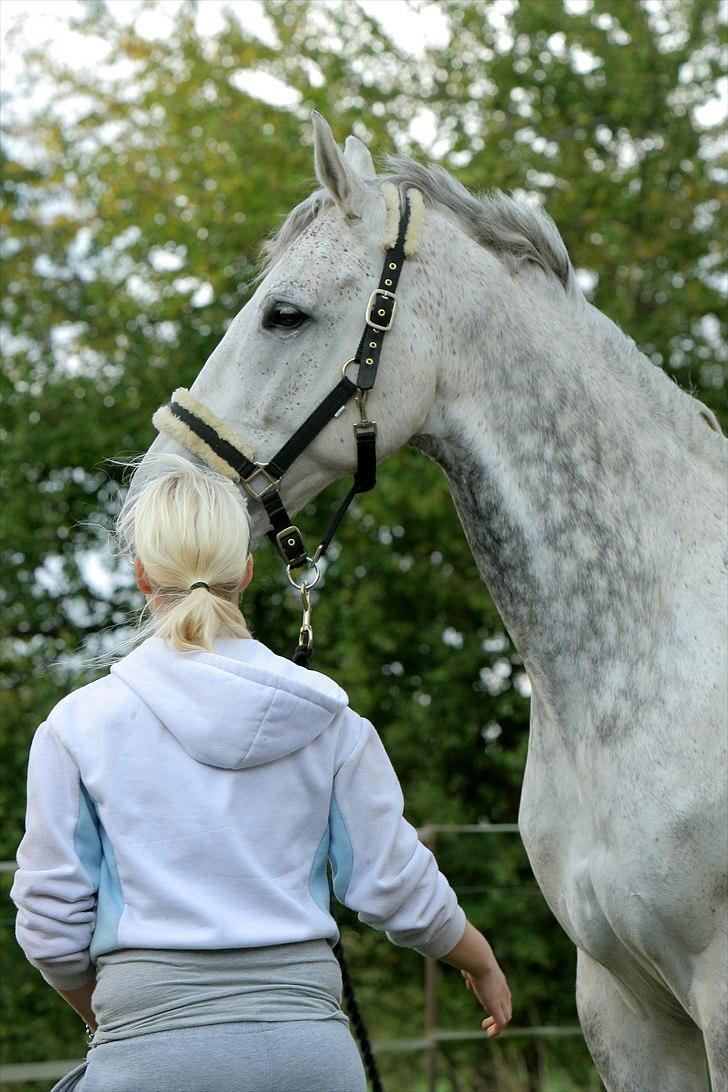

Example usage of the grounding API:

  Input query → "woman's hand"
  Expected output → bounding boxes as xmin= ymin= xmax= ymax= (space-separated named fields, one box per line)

xmin=440 ymin=920 xmax=512 ymax=1037
xmin=461 ymin=960 xmax=512 ymax=1038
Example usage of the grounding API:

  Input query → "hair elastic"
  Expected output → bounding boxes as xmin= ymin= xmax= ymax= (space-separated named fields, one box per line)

xmin=189 ymin=581 xmax=211 ymax=592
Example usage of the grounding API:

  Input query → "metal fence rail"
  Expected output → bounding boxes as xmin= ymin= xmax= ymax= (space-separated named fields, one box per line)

xmin=0 ymin=822 xmax=523 ymax=878
xmin=2 ymin=823 xmax=584 ymax=1088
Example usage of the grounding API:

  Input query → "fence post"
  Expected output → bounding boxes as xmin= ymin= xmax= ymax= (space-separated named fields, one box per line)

xmin=422 ymin=825 xmax=438 ymax=1092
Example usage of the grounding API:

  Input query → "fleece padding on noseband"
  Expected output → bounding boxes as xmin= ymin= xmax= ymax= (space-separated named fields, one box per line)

xmin=152 ymin=387 xmax=256 ymax=483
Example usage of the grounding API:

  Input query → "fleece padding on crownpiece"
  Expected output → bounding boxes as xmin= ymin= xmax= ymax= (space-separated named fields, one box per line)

xmin=403 ymin=188 xmax=424 ymax=257
xmin=379 ymin=184 xmax=423 ymax=256
xmin=380 ymin=183 xmax=401 ymax=251
xmin=152 ymin=387 xmax=256 ymax=483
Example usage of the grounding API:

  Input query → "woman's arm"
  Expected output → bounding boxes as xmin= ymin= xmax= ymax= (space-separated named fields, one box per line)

xmin=328 ymin=714 xmax=466 ymax=960
xmin=10 ymin=721 xmax=101 ymax=995
xmin=58 ymin=973 xmax=98 ymax=1032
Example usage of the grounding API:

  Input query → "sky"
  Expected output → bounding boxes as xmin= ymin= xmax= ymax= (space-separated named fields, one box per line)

xmin=0 ymin=0 xmax=460 ymax=149
xmin=0 ymin=0 xmax=453 ymax=54
xmin=0 ymin=0 xmax=452 ymax=85
xmin=0 ymin=0 xmax=453 ymax=56
xmin=1 ymin=0 xmax=724 ymax=138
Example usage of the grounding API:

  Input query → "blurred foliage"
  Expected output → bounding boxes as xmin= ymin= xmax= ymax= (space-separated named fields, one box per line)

xmin=1 ymin=0 xmax=725 ymax=1088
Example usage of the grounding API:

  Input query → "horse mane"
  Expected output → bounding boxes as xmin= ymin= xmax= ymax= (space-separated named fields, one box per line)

xmin=259 ymin=155 xmax=574 ymax=292
xmin=379 ymin=155 xmax=574 ymax=291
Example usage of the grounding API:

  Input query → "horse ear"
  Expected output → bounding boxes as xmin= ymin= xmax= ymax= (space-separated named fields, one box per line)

xmin=343 ymin=135 xmax=376 ymax=180
xmin=312 ymin=112 xmax=368 ymax=220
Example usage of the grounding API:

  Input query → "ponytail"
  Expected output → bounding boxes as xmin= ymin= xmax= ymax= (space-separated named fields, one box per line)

xmin=116 ymin=453 xmax=253 ymax=654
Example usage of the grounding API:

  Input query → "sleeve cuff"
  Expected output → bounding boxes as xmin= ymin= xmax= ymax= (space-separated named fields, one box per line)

xmin=386 ymin=903 xmax=468 ymax=961
xmin=412 ymin=904 xmax=468 ymax=960
xmin=35 ymin=959 xmax=95 ymax=992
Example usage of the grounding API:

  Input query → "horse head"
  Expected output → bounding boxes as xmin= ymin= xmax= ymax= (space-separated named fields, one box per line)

xmin=138 ymin=113 xmax=440 ymax=552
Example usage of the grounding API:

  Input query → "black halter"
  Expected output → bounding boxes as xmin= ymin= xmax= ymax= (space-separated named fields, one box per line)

xmin=154 ymin=188 xmax=418 ymax=667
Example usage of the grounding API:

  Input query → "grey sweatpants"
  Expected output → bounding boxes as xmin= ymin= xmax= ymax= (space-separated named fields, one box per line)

xmin=53 ymin=1020 xmax=368 ymax=1092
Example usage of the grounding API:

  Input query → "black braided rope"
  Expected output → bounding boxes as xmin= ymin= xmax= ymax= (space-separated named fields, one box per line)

xmin=332 ymin=933 xmax=383 ymax=1092
xmin=294 ymin=662 xmax=383 ymax=1090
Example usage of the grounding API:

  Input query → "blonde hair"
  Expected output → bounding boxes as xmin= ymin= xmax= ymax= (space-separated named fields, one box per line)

xmin=115 ymin=453 xmax=253 ymax=654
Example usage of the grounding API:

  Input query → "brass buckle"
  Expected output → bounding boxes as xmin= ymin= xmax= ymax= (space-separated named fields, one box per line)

xmin=366 ymin=289 xmax=397 ymax=332
xmin=240 ymin=464 xmax=281 ymax=500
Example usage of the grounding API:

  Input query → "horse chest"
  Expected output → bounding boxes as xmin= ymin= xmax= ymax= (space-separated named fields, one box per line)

xmin=519 ymin=748 xmax=710 ymax=1012
xmin=521 ymin=808 xmax=627 ymax=966
xmin=526 ymin=829 xmax=683 ymax=997
xmin=561 ymin=859 xmax=635 ymax=964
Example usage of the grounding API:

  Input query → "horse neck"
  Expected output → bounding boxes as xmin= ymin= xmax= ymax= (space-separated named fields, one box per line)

xmin=409 ymin=250 xmax=722 ymax=730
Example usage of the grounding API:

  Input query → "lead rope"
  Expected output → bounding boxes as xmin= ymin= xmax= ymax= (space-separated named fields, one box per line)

xmin=296 ymin=639 xmax=383 ymax=1092
xmin=333 ymin=936 xmax=383 ymax=1092
xmin=291 ymin=410 xmax=383 ymax=1091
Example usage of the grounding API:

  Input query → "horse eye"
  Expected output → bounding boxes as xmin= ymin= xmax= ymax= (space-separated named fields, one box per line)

xmin=263 ymin=302 xmax=308 ymax=330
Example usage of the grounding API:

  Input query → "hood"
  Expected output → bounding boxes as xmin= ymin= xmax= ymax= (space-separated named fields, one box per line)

xmin=110 ymin=635 xmax=349 ymax=770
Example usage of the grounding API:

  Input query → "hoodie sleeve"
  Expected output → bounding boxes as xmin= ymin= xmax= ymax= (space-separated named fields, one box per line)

xmin=328 ymin=715 xmax=466 ymax=960
xmin=10 ymin=720 xmax=100 ymax=990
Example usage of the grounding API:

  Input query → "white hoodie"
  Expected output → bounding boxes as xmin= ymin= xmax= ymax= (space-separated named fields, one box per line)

xmin=11 ymin=635 xmax=466 ymax=991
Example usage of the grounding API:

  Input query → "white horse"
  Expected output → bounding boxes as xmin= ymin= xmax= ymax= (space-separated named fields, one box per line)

xmin=140 ymin=114 xmax=727 ymax=1090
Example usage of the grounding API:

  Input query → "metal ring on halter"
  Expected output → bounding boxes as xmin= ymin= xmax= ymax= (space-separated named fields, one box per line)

xmin=286 ymin=556 xmax=321 ymax=590
xmin=341 ymin=358 xmax=359 ymax=383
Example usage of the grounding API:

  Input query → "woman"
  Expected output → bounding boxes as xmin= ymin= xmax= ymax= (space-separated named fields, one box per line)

xmin=11 ymin=455 xmax=512 ymax=1092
